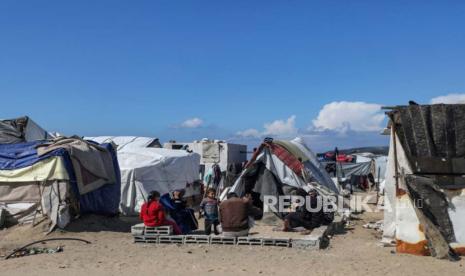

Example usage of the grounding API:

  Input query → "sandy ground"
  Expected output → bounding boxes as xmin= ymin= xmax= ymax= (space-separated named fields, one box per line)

xmin=1 ymin=212 xmax=465 ymax=276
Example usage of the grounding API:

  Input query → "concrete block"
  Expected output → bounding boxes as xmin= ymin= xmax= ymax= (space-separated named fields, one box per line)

xmin=131 ymin=223 xmax=145 ymax=236
xmin=134 ymin=235 xmax=159 ymax=243
xmin=262 ymin=238 xmax=290 ymax=247
xmin=292 ymin=238 xmax=319 ymax=250
xmin=292 ymin=225 xmax=329 ymax=250
xmin=158 ymin=235 xmax=184 ymax=244
xmin=145 ymin=225 xmax=173 ymax=236
xmin=237 ymin=237 xmax=263 ymax=246
xmin=210 ymin=236 xmax=236 ymax=245
xmin=184 ymin=235 xmax=210 ymax=244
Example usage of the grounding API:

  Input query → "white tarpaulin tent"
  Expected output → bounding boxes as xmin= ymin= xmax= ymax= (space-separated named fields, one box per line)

xmin=85 ymin=136 xmax=162 ymax=150
xmin=87 ymin=136 xmax=200 ymax=215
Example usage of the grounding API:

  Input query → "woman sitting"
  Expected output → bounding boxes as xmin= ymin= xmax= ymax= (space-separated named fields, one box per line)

xmin=160 ymin=189 xmax=198 ymax=234
xmin=139 ymin=191 xmax=181 ymax=235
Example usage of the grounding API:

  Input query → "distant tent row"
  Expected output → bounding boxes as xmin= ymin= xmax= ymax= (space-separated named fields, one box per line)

xmin=229 ymin=137 xmax=339 ymax=217
xmin=319 ymin=149 xmax=388 ymax=192
xmin=0 ymin=117 xmax=120 ymax=230
xmin=86 ymin=136 xmax=201 ymax=216
xmin=382 ymin=104 xmax=465 ymax=259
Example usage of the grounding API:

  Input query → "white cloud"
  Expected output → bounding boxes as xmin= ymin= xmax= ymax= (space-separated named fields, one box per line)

xmin=236 ymin=115 xmax=298 ymax=138
xmin=236 ymin=128 xmax=261 ymax=138
xmin=263 ymin=115 xmax=297 ymax=136
xmin=430 ymin=93 xmax=465 ymax=104
xmin=180 ymin=117 xmax=204 ymax=128
xmin=312 ymin=101 xmax=384 ymax=132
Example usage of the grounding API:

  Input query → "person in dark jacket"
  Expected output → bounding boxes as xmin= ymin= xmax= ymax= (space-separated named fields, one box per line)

xmin=283 ymin=188 xmax=324 ymax=232
xmin=160 ymin=189 xmax=198 ymax=234
xmin=219 ymin=192 xmax=262 ymax=237
xmin=139 ymin=191 xmax=182 ymax=234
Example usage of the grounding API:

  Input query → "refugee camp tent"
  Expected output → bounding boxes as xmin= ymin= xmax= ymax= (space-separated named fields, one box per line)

xmin=87 ymin=136 xmax=201 ymax=216
xmin=354 ymin=153 xmax=388 ymax=181
xmin=320 ymin=150 xmax=387 ymax=185
xmin=86 ymin=136 xmax=162 ymax=149
xmin=0 ymin=119 xmax=121 ymax=230
xmin=337 ymin=161 xmax=375 ymax=181
xmin=0 ymin=116 xmax=53 ymax=144
xmin=228 ymin=137 xmax=339 ymax=214
xmin=382 ymin=104 xmax=465 ymax=259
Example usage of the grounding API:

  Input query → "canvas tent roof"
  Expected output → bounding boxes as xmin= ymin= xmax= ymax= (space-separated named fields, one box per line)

xmin=86 ymin=136 xmax=200 ymax=215
xmin=229 ymin=137 xmax=339 ymax=207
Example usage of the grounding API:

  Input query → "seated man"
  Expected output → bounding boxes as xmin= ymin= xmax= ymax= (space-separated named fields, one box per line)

xmin=219 ymin=192 xmax=262 ymax=237
xmin=283 ymin=188 xmax=326 ymax=232
xmin=140 ymin=191 xmax=182 ymax=235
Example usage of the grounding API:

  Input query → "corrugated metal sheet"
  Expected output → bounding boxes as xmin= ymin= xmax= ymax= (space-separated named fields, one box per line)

xmin=391 ymin=104 xmax=465 ymax=159
xmin=389 ymin=104 xmax=465 ymax=188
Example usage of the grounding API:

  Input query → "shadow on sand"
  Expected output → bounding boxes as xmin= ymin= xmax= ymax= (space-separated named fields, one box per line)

xmin=63 ymin=214 xmax=140 ymax=233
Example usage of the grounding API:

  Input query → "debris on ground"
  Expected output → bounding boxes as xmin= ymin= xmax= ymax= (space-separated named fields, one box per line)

xmin=363 ymin=220 xmax=383 ymax=232
xmin=8 ymin=246 xmax=63 ymax=259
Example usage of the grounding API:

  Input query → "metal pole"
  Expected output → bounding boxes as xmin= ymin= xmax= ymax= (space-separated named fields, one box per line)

xmin=392 ymin=122 xmax=400 ymax=194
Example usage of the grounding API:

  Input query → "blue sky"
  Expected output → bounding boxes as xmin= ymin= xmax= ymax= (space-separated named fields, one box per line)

xmin=1 ymin=1 xmax=465 ymax=152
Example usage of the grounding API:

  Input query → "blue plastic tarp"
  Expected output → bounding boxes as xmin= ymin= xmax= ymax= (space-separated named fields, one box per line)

xmin=0 ymin=140 xmax=121 ymax=215
xmin=0 ymin=141 xmax=66 ymax=170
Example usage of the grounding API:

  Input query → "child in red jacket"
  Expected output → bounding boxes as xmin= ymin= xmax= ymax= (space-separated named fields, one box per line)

xmin=140 ymin=191 xmax=181 ymax=235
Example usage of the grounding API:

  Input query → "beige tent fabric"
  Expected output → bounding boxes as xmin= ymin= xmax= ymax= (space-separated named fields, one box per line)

xmin=0 ymin=182 xmax=41 ymax=203
xmin=0 ymin=156 xmax=69 ymax=182
xmin=202 ymin=142 xmax=220 ymax=163
xmin=37 ymin=137 xmax=116 ymax=195
xmin=0 ymin=180 xmax=71 ymax=230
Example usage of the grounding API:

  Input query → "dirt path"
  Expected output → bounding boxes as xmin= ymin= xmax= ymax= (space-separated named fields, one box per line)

xmin=1 ymin=212 xmax=464 ymax=276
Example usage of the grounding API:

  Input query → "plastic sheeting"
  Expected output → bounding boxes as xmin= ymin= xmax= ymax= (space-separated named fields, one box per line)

xmin=87 ymin=137 xmax=201 ymax=216
xmin=230 ymin=137 xmax=339 ymax=200
xmin=120 ymin=149 xmax=200 ymax=215
xmin=0 ymin=117 xmax=52 ymax=144
xmin=290 ymin=137 xmax=339 ymax=194
xmin=0 ymin=141 xmax=121 ymax=221
xmin=118 ymin=148 xmax=200 ymax=215
xmin=338 ymin=161 xmax=374 ymax=179
xmin=383 ymin=131 xmax=402 ymax=242
xmin=0 ymin=156 xmax=69 ymax=182
xmin=77 ymin=143 xmax=121 ymax=215
xmin=86 ymin=136 xmax=161 ymax=150
xmin=384 ymin=104 xmax=465 ymax=257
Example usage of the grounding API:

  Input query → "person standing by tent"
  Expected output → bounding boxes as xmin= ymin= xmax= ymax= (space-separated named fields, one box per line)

xmin=200 ymin=188 xmax=220 ymax=235
xmin=219 ymin=192 xmax=262 ymax=237
xmin=139 ymin=191 xmax=182 ymax=235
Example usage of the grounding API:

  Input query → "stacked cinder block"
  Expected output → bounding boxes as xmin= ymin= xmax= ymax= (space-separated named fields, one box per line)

xmin=184 ymin=235 xmax=210 ymax=244
xmin=132 ymin=224 xmax=174 ymax=244
xmin=131 ymin=220 xmax=339 ymax=250
xmin=210 ymin=236 xmax=236 ymax=245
